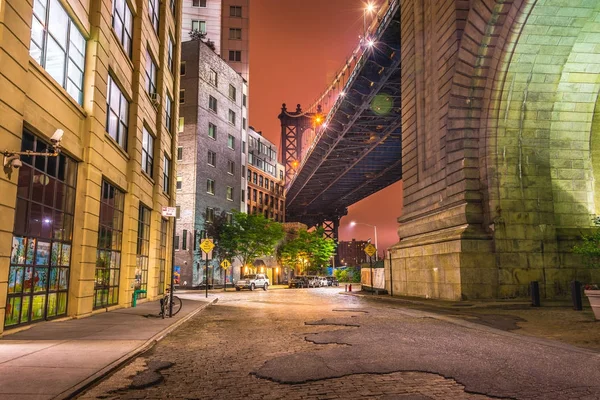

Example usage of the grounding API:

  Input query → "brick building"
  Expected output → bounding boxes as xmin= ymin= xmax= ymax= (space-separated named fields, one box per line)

xmin=338 ymin=240 xmax=369 ymax=267
xmin=246 ymin=127 xmax=285 ymax=222
xmin=0 ymin=0 xmax=182 ymax=333
xmin=176 ymin=39 xmax=245 ymax=287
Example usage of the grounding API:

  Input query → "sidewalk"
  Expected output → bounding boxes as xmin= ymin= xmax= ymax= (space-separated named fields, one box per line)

xmin=349 ymin=290 xmax=600 ymax=352
xmin=0 ymin=297 xmax=215 ymax=400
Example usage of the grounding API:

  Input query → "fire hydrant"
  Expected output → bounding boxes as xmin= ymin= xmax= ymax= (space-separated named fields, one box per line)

xmin=349 ymin=284 xmax=352 ymax=292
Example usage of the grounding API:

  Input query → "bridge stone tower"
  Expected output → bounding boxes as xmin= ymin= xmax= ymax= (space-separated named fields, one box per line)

xmin=390 ymin=0 xmax=600 ymax=300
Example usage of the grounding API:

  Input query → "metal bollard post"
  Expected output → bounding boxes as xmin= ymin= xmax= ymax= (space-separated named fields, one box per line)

xmin=571 ymin=280 xmax=583 ymax=311
xmin=349 ymin=284 xmax=352 ymax=292
xmin=345 ymin=284 xmax=347 ymax=292
xmin=530 ymin=281 xmax=540 ymax=307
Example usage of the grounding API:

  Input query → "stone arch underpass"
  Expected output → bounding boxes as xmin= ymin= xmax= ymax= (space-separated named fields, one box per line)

xmin=389 ymin=0 xmax=600 ymax=300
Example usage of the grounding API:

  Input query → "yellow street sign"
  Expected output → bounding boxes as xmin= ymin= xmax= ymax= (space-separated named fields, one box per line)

xmin=364 ymin=243 xmax=377 ymax=257
xmin=200 ymin=239 xmax=214 ymax=254
xmin=220 ymin=259 xmax=231 ymax=270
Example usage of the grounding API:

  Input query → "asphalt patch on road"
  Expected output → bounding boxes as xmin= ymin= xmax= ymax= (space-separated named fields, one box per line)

xmin=129 ymin=360 xmax=174 ymax=389
xmin=305 ymin=319 xmax=360 ymax=327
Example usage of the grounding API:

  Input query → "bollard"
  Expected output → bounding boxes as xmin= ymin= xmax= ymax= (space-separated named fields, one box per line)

xmin=132 ymin=289 xmax=147 ymax=307
xmin=530 ymin=281 xmax=540 ymax=307
xmin=571 ymin=280 xmax=583 ymax=311
xmin=349 ymin=284 xmax=352 ymax=292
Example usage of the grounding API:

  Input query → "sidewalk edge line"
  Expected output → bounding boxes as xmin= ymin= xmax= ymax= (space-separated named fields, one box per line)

xmin=52 ymin=298 xmax=217 ymax=400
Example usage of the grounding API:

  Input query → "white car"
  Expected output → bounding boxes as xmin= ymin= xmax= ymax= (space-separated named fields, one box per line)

xmin=318 ymin=277 xmax=328 ymax=287
xmin=235 ymin=274 xmax=269 ymax=291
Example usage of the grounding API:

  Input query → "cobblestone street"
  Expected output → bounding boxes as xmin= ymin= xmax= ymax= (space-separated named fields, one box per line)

xmin=79 ymin=288 xmax=600 ymax=400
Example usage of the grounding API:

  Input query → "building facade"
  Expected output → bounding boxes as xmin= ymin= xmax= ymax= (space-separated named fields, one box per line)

xmin=246 ymin=128 xmax=285 ymax=223
xmin=176 ymin=39 xmax=244 ymax=287
xmin=181 ymin=0 xmax=249 ymax=82
xmin=338 ymin=240 xmax=369 ymax=267
xmin=0 ymin=0 xmax=182 ymax=333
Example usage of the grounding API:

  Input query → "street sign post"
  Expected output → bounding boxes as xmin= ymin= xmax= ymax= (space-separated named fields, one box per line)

xmin=161 ymin=207 xmax=177 ymax=316
xmin=200 ymin=239 xmax=214 ymax=298
xmin=364 ymin=244 xmax=377 ymax=294
xmin=220 ymin=259 xmax=231 ymax=291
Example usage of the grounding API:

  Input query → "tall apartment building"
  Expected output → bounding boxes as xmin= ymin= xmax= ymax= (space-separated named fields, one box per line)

xmin=181 ymin=0 xmax=249 ymax=83
xmin=176 ymin=39 xmax=244 ymax=287
xmin=0 ymin=0 xmax=182 ymax=333
xmin=338 ymin=240 xmax=370 ymax=267
xmin=246 ymin=128 xmax=285 ymax=222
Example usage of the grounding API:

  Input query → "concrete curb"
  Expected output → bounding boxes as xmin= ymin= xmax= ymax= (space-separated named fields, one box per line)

xmin=54 ymin=298 xmax=218 ymax=400
xmin=347 ymin=291 xmax=600 ymax=356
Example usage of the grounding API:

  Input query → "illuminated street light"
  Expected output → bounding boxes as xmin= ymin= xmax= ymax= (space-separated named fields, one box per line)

xmin=363 ymin=2 xmax=376 ymax=38
xmin=350 ymin=221 xmax=378 ymax=260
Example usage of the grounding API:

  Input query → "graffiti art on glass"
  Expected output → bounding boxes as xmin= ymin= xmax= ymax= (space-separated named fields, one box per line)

xmin=34 ymin=268 xmax=48 ymax=293
xmin=26 ymin=239 xmax=35 ymax=264
xmin=61 ymin=244 xmax=71 ymax=266
xmin=174 ymin=266 xmax=181 ymax=284
xmin=4 ymin=297 xmax=21 ymax=326
xmin=51 ymin=242 xmax=61 ymax=265
xmin=11 ymin=237 xmax=25 ymax=264
xmin=59 ymin=268 xmax=68 ymax=290
xmin=49 ymin=267 xmax=58 ymax=291
xmin=8 ymin=266 xmax=24 ymax=294
xmin=23 ymin=267 xmax=33 ymax=292
xmin=36 ymin=241 xmax=50 ymax=265
xmin=47 ymin=293 xmax=57 ymax=317
xmin=57 ymin=292 xmax=67 ymax=315
xmin=20 ymin=296 xmax=30 ymax=323
xmin=31 ymin=294 xmax=46 ymax=321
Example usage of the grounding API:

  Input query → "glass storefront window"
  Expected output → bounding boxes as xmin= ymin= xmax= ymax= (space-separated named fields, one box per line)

xmin=94 ymin=180 xmax=124 ymax=309
xmin=158 ymin=219 xmax=168 ymax=295
xmin=135 ymin=205 xmax=151 ymax=298
xmin=5 ymin=131 xmax=77 ymax=328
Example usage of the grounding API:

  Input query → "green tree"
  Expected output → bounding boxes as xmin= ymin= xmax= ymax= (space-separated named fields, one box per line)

xmin=220 ymin=211 xmax=285 ymax=271
xmin=574 ymin=216 xmax=600 ymax=268
xmin=278 ymin=228 xmax=336 ymax=275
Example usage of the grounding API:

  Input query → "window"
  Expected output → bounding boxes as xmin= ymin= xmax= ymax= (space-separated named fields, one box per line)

xmin=95 ymin=180 xmax=124 ymax=309
xmin=30 ymin=0 xmax=86 ymax=105
xmin=158 ymin=219 xmax=168 ymax=294
xmin=193 ymin=0 xmax=207 ymax=6
xmin=226 ymin=213 xmax=233 ymax=224
xmin=228 ymin=109 xmax=236 ymax=125
xmin=163 ymin=154 xmax=171 ymax=194
xmin=175 ymin=235 xmax=180 ymax=250
xmin=229 ymin=50 xmax=241 ymax=62
xmin=243 ymin=94 xmax=247 ymax=107
xmin=192 ymin=20 xmax=206 ymax=33
xmin=229 ymin=28 xmax=242 ymax=40
xmin=148 ymin=0 xmax=159 ymax=33
xmin=228 ymin=134 xmax=235 ymax=149
xmin=242 ymin=141 xmax=246 ymax=153
xmin=253 ymin=189 xmax=257 ymax=201
xmin=170 ymin=0 xmax=176 ymax=15
xmin=241 ymin=166 xmax=245 ymax=178
xmin=208 ymin=150 xmax=216 ymax=166
xmin=230 ymin=5 xmax=242 ymax=17
xmin=177 ymin=147 xmax=183 ymax=160
xmin=247 ymin=190 xmax=250 ymax=201
xmin=208 ymin=122 xmax=216 ymax=139
xmin=259 ymin=176 xmax=263 ymax=186
xmin=227 ymin=186 xmax=233 ymax=201
xmin=209 ymin=69 xmax=217 ymax=86
xmin=176 ymin=205 xmax=181 ymax=217
xmin=243 ymin=117 xmax=247 ymax=130
xmin=227 ymin=160 xmax=234 ymax=175
xmin=112 ymin=0 xmax=133 ymax=57
xmin=179 ymin=89 xmax=185 ymax=104
xmin=142 ymin=127 xmax=154 ymax=176
xmin=178 ymin=117 xmax=184 ymax=133
xmin=265 ymin=178 xmax=270 ymax=189
xmin=165 ymin=94 xmax=173 ymax=131
xmin=229 ymin=84 xmax=237 ymax=101
xmin=206 ymin=207 xmax=214 ymax=222
xmin=207 ymin=179 xmax=215 ymax=194
xmin=176 ymin=176 xmax=182 ymax=190
xmin=182 ymin=229 xmax=187 ymax=250
xmin=180 ymin=62 xmax=186 ymax=76
xmin=209 ymin=96 xmax=217 ymax=112
xmin=106 ymin=75 xmax=129 ymax=150
xmin=146 ymin=50 xmax=157 ymax=96
xmin=259 ymin=192 xmax=263 ymax=204
xmin=253 ymin=172 xmax=257 ymax=184
xmin=168 ymin=35 xmax=174 ymax=72
xmin=280 ymin=170 xmax=284 ymax=180
xmin=136 ymin=205 xmax=151 ymax=298
xmin=242 ymin=189 xmax=246 ymax=202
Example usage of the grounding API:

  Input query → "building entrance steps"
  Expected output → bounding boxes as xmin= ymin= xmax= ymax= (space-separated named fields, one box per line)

xmin=0 ymin=297 xmax=216 ymax=400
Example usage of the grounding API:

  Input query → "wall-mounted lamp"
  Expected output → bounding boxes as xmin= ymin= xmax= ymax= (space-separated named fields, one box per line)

xmin=3 ymin=129 xmax=64 ymax=175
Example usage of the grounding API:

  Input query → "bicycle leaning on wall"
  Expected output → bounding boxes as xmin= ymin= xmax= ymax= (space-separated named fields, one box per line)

xmin=159 ymin=285 xmax=182 ymax=318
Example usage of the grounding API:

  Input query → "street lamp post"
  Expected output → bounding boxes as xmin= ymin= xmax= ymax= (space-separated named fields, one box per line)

xmin=350 ymin=221 xmax=378 ymax=260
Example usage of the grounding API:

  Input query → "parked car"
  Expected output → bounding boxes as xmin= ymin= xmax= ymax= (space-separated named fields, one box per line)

xmin=289 ymin=276 xmax=309 ymax=288
xmin=307 ymin=275 xmax=320 ymax=288
xmin=235 ymin=274 xmax=269 ymax=291
xmin=326 ymin=276 xmax=339 ymax=287
xmin=318 ymin=277 xmax=328 ymax=287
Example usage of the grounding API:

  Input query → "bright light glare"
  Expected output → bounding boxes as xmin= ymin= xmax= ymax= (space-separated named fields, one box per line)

xmin=340 ymin=91 xmax=346 ymax=97
xmin=366 ymin=3 xmax=375 ymax=12
xmin=350 ymin=221 xmax=356 ymax=226
xmin=367 ymin=40 xmax=375 ymax=47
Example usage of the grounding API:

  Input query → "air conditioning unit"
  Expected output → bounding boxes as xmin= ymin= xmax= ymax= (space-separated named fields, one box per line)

xmin=150 ymin=92 xmax=160 ymax=107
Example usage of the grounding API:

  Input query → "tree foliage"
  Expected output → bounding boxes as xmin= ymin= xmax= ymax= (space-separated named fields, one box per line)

xmin=189 ymin=30 xmax=216 ymax=51
xmin=218 ymin=211 xmax=285 ymax=268
xmin=278 ymin=227 xmax=336 ymax=275
xmin=203 ymin=210 xmax=235 ymax=263
xmin=574 ymin=216 xmax=600 ymax=268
